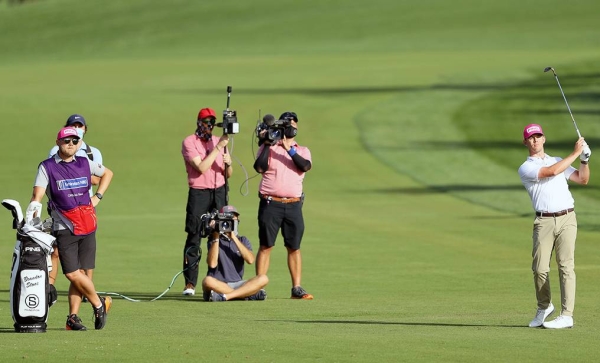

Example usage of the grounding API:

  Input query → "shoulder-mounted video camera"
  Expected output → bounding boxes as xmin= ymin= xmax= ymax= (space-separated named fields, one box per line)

xmin=216 ymin=86 xmax=240 ymax=135
xmin=199 ymin=209 xmax=239 ymax=238
xmin=256 ymin=111 xmax=298 ymax=144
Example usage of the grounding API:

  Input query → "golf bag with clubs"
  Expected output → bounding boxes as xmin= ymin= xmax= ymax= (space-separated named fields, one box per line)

xmin=2 ymin=199 xmax=56 ymax=333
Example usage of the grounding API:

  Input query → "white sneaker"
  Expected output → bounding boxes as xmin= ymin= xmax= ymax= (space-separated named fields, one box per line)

xmin=528 ymin=302 xmax=554 ymax=327
xmin=182 ymin=288 xmax=195 ymax=296
xmin=543 ymin=315 xmax=574 ymax=329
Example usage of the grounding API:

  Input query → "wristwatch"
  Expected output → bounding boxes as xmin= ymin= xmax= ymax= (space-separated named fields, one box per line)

xmin=95 ymin=192 xmax=103 ymax=200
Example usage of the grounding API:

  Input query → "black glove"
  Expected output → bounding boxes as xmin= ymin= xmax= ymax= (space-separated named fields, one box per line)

xmin=48 ymin=284 xmax=58 ymax=307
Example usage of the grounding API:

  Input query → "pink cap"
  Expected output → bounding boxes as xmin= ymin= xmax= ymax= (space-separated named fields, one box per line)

xmin=57 ymin=127 xmax=79 ymax=140
xmin=523 ymin=124 xmax=544 ymax=139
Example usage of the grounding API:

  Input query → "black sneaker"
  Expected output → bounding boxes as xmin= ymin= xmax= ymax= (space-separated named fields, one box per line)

xmin=291 ymin=286 xmax=314 ymax=300
xmin=209 ymin=291 xmax=226 ymax=302
xmin=93 ymin=296 xmax=112 ymax=330
xmin=66 ymin=314 xmax=87 ymax=331
xmin=246 ymin=289 xmax=267 ymax=301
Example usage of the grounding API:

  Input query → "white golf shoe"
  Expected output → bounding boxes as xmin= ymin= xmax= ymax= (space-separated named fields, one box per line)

xmin=543 ymin=315 xmax=574 ymax=329
xmin=528 ymin=302 xmax=554 ymax=328
xmin=182 ymin=287 xmax=195 ymax=296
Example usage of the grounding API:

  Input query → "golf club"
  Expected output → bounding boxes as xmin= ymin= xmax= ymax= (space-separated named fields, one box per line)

xmin=544 ymin=66 xmax=582 ymax=138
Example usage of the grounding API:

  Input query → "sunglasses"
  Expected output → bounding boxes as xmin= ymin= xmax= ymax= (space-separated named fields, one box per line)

xmin=62 ymin=138 xmax=80 ymax=145
xmin=200 ymin=118 xmax=216 ymax=125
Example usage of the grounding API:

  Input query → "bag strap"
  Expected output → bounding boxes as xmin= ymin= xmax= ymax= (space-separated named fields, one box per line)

xmin=85 ymin=144 xmax=94 ymax=161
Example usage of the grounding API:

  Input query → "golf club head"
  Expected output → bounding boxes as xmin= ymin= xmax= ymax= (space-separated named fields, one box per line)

xmin=2 ymin=199 xmax=24 ymax=230
xmin=544 ymin=67 xmax=556 ymax=76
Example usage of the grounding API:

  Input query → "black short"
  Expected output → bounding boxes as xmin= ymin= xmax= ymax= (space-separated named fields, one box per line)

xmin=257 ymin=198 xmax=304 ymax=249
xmin=54 ymin=229 xmax=96 ymax=274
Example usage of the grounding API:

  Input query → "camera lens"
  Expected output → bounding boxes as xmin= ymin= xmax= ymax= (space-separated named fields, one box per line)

xmin=221 ymin=221 xmax=230 ymax=230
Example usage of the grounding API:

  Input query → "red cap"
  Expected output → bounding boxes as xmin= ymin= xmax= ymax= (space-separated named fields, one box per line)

xmin=197 ymin=108 xmax=216 ymax=120
xmin=57 ymin=127 xmax=79 ymax=140
xmin=523 ymin=124 xmax=544 ymax=139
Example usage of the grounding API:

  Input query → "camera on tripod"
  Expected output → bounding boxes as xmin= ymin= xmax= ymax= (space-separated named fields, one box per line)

xmin=216 ymin=86 xmax=240 ymax=135
xmin=199 ymin=209 xmax=239 ymax=238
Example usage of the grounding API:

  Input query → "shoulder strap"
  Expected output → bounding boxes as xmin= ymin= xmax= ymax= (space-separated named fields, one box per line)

xmin=85 ymin=144 xmax=94 ymax=161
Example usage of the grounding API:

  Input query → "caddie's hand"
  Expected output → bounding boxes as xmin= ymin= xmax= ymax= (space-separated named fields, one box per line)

xmin=91 ymin=195 xmax=100 ymax=207
xmin=223 ymin=153 xmax=232 ymax=166
xmin=581 ymin=142 xmax=592 ymax=162
xmin=25 ymin=201 xmax=42 ymax=224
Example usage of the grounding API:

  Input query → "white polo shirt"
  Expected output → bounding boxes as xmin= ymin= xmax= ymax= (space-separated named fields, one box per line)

xmin=518 ymin=154 xmax=576 ymax=213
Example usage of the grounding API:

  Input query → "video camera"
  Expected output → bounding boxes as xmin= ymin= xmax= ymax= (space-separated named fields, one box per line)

xmin=199 ymin=209 xmax=239 ymax=238
xmin=216 ymin=86 xmax=240 ymax=135
xmin=220 ymin=110 xmax=239 ymax=135
xmin=256 ymin=112 xmax=298 ymax=144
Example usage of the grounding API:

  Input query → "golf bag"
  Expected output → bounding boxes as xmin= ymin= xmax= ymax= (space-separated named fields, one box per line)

xmin=3 ymin=199 xmax=55 ymax=333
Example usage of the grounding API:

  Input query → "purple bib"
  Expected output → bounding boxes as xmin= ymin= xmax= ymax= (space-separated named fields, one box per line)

xmin=41 ymin=157 xmax=92 ymax=212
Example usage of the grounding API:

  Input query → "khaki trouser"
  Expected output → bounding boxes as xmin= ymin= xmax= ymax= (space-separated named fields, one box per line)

xmin=531 ymin=211 xmax=577 ymax=316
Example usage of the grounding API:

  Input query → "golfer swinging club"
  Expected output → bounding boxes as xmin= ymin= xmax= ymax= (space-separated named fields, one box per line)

xmin=518 ymin=123 xmax=591 ymax=329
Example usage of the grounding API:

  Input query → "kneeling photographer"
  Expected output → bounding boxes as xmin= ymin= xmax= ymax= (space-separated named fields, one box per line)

xmin=201 ymin=205 xmax=268 ymax=302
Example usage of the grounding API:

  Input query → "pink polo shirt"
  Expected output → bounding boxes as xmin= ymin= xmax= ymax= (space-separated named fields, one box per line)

xmin=182 ymin=134 xmax=226 ymax=189
xmin=257 ymin=141 xmax=311 ymax=198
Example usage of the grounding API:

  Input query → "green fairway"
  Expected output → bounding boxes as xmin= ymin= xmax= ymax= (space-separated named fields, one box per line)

xmin=1 ymin=0 xmax=600 ymax=362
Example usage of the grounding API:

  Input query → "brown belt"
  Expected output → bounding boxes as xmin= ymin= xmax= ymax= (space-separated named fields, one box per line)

xmin=260 ymin=194 xmax=301 ymax=204
xmin=536 ymin=208 xmax=574 ymax=217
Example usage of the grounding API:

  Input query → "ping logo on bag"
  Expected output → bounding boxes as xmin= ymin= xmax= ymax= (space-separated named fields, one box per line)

xmin=25 ymin=246 xmax=41 ymax=252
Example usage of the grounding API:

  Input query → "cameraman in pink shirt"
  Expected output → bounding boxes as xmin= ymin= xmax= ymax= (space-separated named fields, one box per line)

xmin=254 ymin=111 xmax=313 ymax=299
xmin=181 ymin=108 xmax=232 ymax=296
